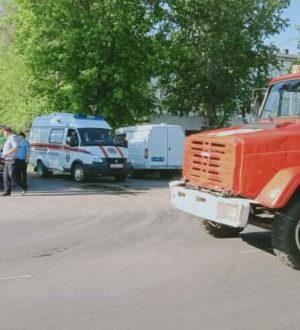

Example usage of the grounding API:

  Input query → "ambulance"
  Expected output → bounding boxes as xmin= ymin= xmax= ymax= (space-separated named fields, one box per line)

xmin=29 ymin=113 xmax=131 ymax=182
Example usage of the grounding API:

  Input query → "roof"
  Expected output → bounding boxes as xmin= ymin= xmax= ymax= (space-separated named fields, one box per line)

xmin=31 ymin=113 xmax=112 ymax=130
xmin=116 ymin=124 xmax=182 ymax=134
xmin=270 ymin=72 xmax=300 ymax=85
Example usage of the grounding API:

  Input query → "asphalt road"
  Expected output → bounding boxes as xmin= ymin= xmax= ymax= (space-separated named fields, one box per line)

xmin=0 ymin=174 xmax=300 ymax=330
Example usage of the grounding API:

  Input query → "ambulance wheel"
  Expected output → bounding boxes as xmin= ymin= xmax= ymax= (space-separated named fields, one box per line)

xmin=37 ymin=160 xmax=50 ymax=178
xmin=114 ymin=174 xmax=127 ymax=182
xmin=202 ymin=220 xmax=243 ymax=238
xmin=159 ymin=171 xmax=174 ymax=180
xmin=72 ymin=163 xmax=86 ymax=183
xmin=272 ymin=193 xmax=300 ymax=270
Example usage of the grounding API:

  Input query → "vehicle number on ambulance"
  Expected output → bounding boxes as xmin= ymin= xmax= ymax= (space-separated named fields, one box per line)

xmin=110 ymin=164 xmax=123 ymax=169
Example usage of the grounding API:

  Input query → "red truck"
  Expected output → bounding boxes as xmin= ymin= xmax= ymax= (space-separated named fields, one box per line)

xmin=170 ymin=65 xmax=300 ymax=269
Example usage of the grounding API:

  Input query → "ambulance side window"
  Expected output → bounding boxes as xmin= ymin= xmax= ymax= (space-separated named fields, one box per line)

xmin=49 ymin=129 xmax=64 ymax=144
xmin=66 ymin=129 xmax=79 ymax=147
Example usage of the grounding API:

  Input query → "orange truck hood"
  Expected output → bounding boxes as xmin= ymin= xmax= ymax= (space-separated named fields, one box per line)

xmin=183 ymin=119 xmax=300 ymax=200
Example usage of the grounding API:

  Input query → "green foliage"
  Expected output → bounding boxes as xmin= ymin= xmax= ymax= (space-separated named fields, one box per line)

xmin=13 ymin=0 xmax=164 ymax=127
xmin=0 ymin=1 xmax=30 ymax=131
xmin=0 ymin=0 xmax=293 ymax=130
xmin=296 ymin=26 xmax=300 ymax=64
xmin=0 ymin=43 xmax=27 ymax=130
xmin=160 ymin=0 xmax=290 ymax=127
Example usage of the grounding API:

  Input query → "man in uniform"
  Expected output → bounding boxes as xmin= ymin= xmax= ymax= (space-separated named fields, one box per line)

xmin=15 ymin=132 xmax=30 ymax=195
xmin=2 ymin=128 xmax=20 ymax=196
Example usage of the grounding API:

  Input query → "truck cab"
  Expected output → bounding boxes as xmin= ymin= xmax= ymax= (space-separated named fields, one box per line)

xmin=170 ymin=66 xmax=300 ymax=269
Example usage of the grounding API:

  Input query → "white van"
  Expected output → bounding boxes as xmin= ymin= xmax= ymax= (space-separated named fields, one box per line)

xmin=29 ymin=113 xmax=130 ymax=182
xmin=116 ymin=124 xmax=185 ymax=179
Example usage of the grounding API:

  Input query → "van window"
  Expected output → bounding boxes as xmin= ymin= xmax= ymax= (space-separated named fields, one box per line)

xmin=66 ymin=129 xmax=79 ymax=147
xmin=78 ymin=128 xmax=114 ymax=146
xmin=49 ymin=129 xmax=64 ymax=144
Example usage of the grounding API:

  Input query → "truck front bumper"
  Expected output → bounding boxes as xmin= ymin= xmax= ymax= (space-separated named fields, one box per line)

xmin=169 ymin=180 xmax=251 ymax=228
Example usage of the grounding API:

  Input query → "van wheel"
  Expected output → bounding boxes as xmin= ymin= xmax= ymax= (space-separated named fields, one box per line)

xmin=272 ymin=193 xmax=300 ymax=270
xmin=159 ymin=171 xmax=174 ymax=180
xmin=72 ymin=163 xmax=86 ymax=183
xmin=202 ymin=220 xmax=243 ymax=238
xmin=130 ymin=169 xmax=144 ymax=179
xmin=115 ymin=174 xmax=127 ymax=182
xmin=37 ymin=161 xmax=50 ymax=177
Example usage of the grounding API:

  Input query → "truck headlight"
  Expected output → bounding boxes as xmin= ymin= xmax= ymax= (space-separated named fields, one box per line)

xmin=217 ymin=203 xmax=239 ymax=222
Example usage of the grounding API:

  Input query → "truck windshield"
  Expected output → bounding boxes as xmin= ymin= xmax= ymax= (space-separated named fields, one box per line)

xmin=261 ymin=79 xmax=300 ymax=118
xmin=78 ymin=128 xmax=114 ymax=146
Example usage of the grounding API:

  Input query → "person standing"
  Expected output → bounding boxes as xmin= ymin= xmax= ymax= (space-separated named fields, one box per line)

xmin=15 ymin=132 xmax=30 ymax=195
xmin=2 ymin=128 xmax=19 ymax=196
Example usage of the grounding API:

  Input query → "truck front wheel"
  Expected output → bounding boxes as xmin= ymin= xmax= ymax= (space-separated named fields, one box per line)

xmin=272 ymin=195 xmax=300 ymax=270
xmin=202 ymin=220 xmax=243 ymax=238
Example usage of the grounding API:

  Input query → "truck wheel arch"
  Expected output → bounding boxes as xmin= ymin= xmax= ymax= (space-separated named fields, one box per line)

xmin=256 ymin=167 xmax=300 ymax=209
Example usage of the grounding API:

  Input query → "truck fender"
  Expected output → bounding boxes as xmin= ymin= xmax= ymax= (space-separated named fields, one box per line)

xmin=256 ymin=167 xmax=300 ymax=209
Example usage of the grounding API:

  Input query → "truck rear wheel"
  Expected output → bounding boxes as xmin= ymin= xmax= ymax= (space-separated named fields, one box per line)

xmin=202 ymin=220 xmax=243 ymax=238
xmin=272 ymin=194 xmax=300 ymax=270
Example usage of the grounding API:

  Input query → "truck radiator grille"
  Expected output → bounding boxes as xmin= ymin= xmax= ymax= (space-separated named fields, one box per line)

xmin=184 ymin=137 xmax=236 ymax=191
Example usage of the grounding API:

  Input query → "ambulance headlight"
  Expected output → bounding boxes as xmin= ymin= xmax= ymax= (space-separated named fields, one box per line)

xmin=92 ymin=155 xmax=103 ymax=162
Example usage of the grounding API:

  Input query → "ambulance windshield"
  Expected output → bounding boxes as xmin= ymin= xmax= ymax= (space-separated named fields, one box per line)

xmin=78 ymin=128 xmax=115 ymax=146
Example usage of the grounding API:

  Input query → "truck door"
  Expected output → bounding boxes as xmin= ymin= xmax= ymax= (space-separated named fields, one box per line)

xmin=167 ymin=127 xmax=185 ymax=167
xmin=148 ymin=127 xmax=168 ymax=167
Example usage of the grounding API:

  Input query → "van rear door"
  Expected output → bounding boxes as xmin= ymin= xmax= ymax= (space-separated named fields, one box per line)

xmin=167 ymin=127 xmax=184 ymax=167
xmin=147 ymin=127 xmax=168 ymax=167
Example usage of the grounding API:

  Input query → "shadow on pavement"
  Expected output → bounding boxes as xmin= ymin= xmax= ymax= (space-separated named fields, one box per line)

xmin=17 ymin=173 xmax=171 ymax=197
xmin=240 ymin=231 xmax=275 ymax=255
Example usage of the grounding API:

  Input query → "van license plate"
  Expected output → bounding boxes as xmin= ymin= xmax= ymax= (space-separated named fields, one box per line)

xmin=110 ymin=164 xmax=123 ymax=169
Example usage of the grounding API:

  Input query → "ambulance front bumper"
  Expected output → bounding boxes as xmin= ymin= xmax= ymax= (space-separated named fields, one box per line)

xmin=169 ymin=180 xmax=251 ymax=228
xmin=84 ymin=159 xmax=131 ymax=176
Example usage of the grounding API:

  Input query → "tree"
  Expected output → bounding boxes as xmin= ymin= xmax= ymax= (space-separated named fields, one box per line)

xmin=160 ymin=0 xmax=290 ymax=127
xmin=295 ymin=25 xmax=300 ymax=64
xmin=0 ymin=0 xmax=32 ymax=131
xmin=13 ymin=0 xmax=165 ymax=127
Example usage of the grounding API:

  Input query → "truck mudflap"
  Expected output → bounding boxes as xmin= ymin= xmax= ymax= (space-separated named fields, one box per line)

xmin=169 ymin=180 xmax=251 ymax=228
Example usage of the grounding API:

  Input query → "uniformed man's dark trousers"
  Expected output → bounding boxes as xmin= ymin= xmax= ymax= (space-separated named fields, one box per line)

xmin=15 ymin=159 xmax=28 ymax=190
xmin=3 ymin=159 xmax=16 ymax=193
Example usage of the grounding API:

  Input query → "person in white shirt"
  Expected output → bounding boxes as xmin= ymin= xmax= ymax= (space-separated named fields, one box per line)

xmin=2 ymin=128 xmax=19 ymax=196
